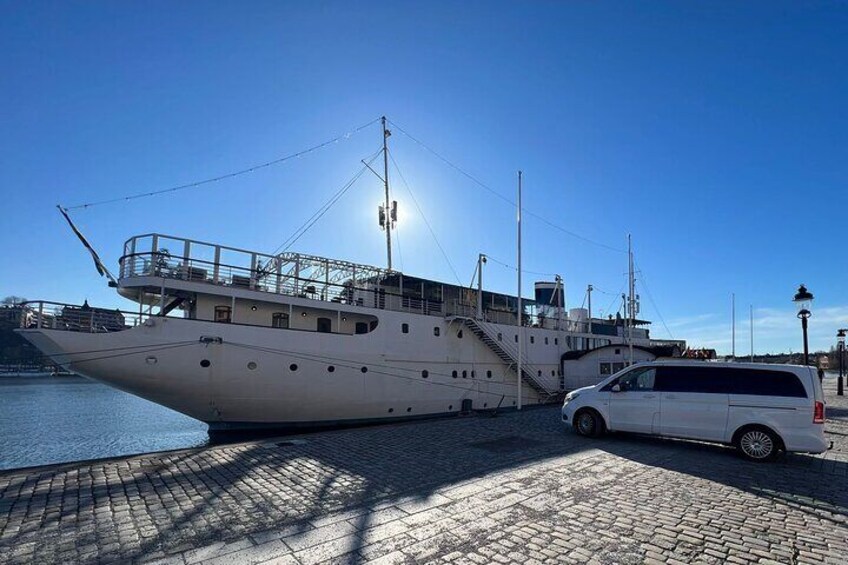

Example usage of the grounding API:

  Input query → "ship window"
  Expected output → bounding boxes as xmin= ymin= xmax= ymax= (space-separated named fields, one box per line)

xmin=214 ymin=306 xmax=231 ymax=324
xmin=317 ymin=317 xmax=332 ymax=333
xmin=555 ymin=338 xmax=558 ymax=345
xmin=434 ymin=327 xmax=440 ymax=336
xmin=462 ymin=370 xmax=467 ymax=379
xmin=422 ymin=370 xmax=429 ymax=378
xmin=355 ymin=322 xmax=368 ymax=334
xmin=402 ymin=323 xmax=409 ymax=334
xmin=452 ymin=370 xmax=458 ymax=378
xmin=537 ymin=370 xmax=542 ymax=377
xmin=327 ymin=366 xmax=335 ymax=373
xmin=457 ymin=330 xmax=463 ymax=339
xmin=544 ymin=337 xmax=549 ymax=345
xmin=514 ymin=334 xmax=518 ymax=343
xmin=272 ymin=312 xmax=289 ymax=329
xmin=486 ymin=370 xmax=492 ymax=378
xmin=530 ymin=336 xmax=535 ymax=344
xmin=290 ymin=364 xmax=298 ymax=371
xmin=200 ymin=359 xmax=211 ymax=368
xmin=551 ymin=370 xmax=555 ymax=376
xmin=497 ymin=333 xmax=502 ymax=341
xmin=361 ymin=366 xmax=368 ymax=373
xmin=471 ymin=370 xmax=476 ymax=378
xmin=600 ymin=363 xmax=612 ymax=375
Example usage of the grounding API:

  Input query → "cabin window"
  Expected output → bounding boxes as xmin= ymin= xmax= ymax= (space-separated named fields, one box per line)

xmin=486 ymin=370 xmax=492 ymax=378
xmin=613 ymin=362 xmax=625 ymax=373
xmin=272 ymin=312 xmax=289 ymax=329
xmin=554 ymin=338 xmax=558 ymax=345
xmin=462 ymin=370 xmax=467 ymax=379
xmin=422 ymin=370 xmax=429 ymax=378
xmin=497 ymin=333 xmax=502 ymax=341
xmin=457 ymin=330 xmax=463 ymax=339
xmin=434 ymin=327 xmax=440 ymax=337
xmin=544 ymin=337 xmax=549 ymax=345
xmin=452 ymin=370 xmax=458 ymax=378
xmin=514 ymin=334 xmax=518 ymax=343
xmin=317 ymin=317 xmax=332 ymax=333
xmin=600 ymin=363 xmax=612 ymax=375
xmin=402 ymin=323 xmax=409 ymax=334
xmin=214 ymin=306 xmax=231 ymax=324
xmin=355 ymin=322 xmax=368 ymax=334
xmin=530 ymin=336 xmax=535 ymax=344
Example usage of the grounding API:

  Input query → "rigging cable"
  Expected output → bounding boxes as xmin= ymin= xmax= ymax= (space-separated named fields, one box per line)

xmin=387 ymin=148 xmax=463 ymax=285
xmin=634 ymin=261 xmax=675 ymax=340
xmin=387 ymin=119 xmax=626 ymax=254
xmin=484 ymin=255 xmax=558 ymax=278
xmin=271 ymin=146 xmax=383 ymax=256
xmin=65 ymin=116 xmax=383 ymax=211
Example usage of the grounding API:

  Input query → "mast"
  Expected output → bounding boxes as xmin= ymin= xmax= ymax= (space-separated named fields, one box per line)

xmin=382 ymin=116 xmax=392 ymax=271
xmin=628 ymin=235 xmax=634 ymax=366
xmin=517 ymin=170 xmax=523 ymax=410
xmin=731 ymin=293 xmax=736 ymax=359
xmin=750 ymin=304 xmax=754 ymax=362
xmin=587 ymin=284 xmax=593 ymax=335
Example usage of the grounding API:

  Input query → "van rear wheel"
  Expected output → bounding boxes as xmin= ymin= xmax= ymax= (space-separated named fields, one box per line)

xmin=736 ymin=427 xmax=780 ymax=461
xmin=574 ymin=410 xmax=604 ymax=438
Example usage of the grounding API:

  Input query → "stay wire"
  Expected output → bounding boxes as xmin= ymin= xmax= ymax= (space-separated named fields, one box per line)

xmin=388 ymin=119 xmax=626 ymax=254
xmin=47 ymin=342 xmax=198 ymax=366
xmin=485 ymin=255 xmax=558 ymax=278
xmin=65 ymin=116 xmax=383 ymax=210
xmin=387 ymin=149 xmax=463 ymax=286
xmin=634 ymin=261 xmax=674 ymax=340
xmin=272 ymin=146 xmax=383 ymax=256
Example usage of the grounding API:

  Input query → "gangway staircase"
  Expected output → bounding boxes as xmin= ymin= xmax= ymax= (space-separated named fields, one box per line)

xmin=452 ymin=316 xmax=561 ymax=403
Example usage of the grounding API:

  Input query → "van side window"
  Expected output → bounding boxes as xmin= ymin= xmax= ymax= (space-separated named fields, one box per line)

xmin=654 ymin=366 xmax=731 ymax=394
xmin=729 ymin=368 xmax=807 ymax=398
xmin=604 ymin=368 xmax=655 ymax=391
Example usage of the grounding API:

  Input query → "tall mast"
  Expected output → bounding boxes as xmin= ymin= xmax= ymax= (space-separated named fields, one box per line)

xmin=750 ymin=304 xmax=754 ymax=362
xmin=731 ymin=293 xmax=736 ymax=359
xmin=628 ymin=234 xmax=634 ymax=366
xmin=382 ymin=116 xmax=392 ymax=271
xmin=517 ymin=170 xmax=523 ymax=411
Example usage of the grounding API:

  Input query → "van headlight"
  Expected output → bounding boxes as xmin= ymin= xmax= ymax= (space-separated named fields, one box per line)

xmin=564 ymin=391 xmax=581 ymax=403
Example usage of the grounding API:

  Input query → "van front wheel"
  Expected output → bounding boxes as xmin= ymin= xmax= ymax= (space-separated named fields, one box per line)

xmin=574 ymin=409 xmax=604 ymax=438
xmin=736 ymin=427 xmax=780 ymax=461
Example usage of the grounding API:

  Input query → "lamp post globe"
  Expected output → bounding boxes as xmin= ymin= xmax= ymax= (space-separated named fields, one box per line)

xmin=793 ymin=284 xmax=814 ymax=365
xmin=838 ymin=329 xmax=846 ymax=397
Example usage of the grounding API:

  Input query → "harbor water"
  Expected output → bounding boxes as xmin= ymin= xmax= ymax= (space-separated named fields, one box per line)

xmin=0 ymin=376 xmax=208 ymax=471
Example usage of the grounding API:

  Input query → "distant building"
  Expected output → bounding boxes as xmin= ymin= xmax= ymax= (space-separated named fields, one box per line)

xmin=682 ymin=348 xmax=718 ymax=360
xmin=57 ymin=300 xmax=125 ymax=332
xmin=561 ymin=343 xmax=683 ymax=390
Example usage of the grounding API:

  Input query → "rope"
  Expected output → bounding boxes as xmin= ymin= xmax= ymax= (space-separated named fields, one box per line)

xmin=388 ymin=149 xmax=463 ymax=285
xmin=635 ymin=261 xmax=675 ymax=340
xmin=388 ymin=118 xmax=626 ymax=254
xmin=64 ymin=117 xmax=382 ymax=210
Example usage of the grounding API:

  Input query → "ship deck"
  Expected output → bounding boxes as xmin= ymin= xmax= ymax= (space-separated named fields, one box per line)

xmin=1 ymin=379 xmax=847 ymax=564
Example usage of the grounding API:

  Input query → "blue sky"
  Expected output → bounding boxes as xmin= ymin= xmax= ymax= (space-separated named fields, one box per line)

xmin=1 ymin=1 xmax=846 ymax=354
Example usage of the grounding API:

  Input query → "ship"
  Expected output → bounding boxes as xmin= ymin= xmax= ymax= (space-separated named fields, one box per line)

xmin=16 ymin=118 xmax=685 ymax=431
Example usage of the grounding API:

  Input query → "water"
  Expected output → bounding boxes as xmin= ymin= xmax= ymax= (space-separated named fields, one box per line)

xmin=0 ymin=376 xmax=209 ymax=471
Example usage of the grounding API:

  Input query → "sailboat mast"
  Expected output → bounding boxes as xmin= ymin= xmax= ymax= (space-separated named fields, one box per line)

xmin=382 ymin=116 xmax=392 ymax=271
xmin=628 ymin=234 xmax=634 ymax=366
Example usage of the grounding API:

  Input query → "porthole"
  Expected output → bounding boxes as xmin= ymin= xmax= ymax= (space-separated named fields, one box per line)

xmin=449 ymin=405 xmax=453 ymax=410
xmin=513 ymin=400 xmax=516 ymax=405
xmin=327 ymin=366 xmax=335 ymax=373
xmin=361 ymin=366 xmax=368 ymax=373
xmin=486 ymin=370 xmax=492 ymax=378
xmin=471 ymin=370 xmax=475 ymax=379
xmin=290 ymin=364 xmax=298 ymax=371
xmin=406 ymin=407 xmax=412 ymax=413
xmin=200 ymin=359 xmax=211 ymax=368
xmin=401 ymin=323 xmax=409 ymax=334
xmin=388 ymin=408 xmax=394 ymax=413
xmin=452 ymin=370 xmax=458 ymax=378
xmin=422 ymin=370 xmax=429 ymax=378
xmin=457 ymin=330 xmax=463 ymax=339
xmin=462 ymin=370 xmax=467 ymax=379
xmin=484 ymin=403 xmax=488 ymax=408
xmin=247 ymin=362 xmax=257 ymax=370
xmin=145 ymin=356 xmax=157 ymax=365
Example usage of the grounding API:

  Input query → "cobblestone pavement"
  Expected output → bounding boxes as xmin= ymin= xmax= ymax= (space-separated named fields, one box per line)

xmin=2 ymin=380 xmax=848 ymax=565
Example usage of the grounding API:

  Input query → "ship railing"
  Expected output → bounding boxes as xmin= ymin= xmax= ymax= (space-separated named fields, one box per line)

xmin=119 ymin=252 xmax=448 ymax=317
xmin=16 ymin=301 xmax=153 ymax=333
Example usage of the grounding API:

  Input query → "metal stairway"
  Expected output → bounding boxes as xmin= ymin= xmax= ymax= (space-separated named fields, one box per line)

xmin=452 ymin=316 xmax=560 ymax=401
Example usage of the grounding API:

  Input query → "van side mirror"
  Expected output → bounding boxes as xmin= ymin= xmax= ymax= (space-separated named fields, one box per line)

xmin=611 ymin=384 xmax=621 ymax=393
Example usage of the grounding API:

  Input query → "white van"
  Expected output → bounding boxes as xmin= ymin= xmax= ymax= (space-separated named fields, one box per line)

xmin=561 ymin=361 xmax=828 ymax=460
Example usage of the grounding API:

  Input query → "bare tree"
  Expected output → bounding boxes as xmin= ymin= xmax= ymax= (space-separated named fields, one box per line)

xmin=1 ymin=296 xmax=27 ymax=305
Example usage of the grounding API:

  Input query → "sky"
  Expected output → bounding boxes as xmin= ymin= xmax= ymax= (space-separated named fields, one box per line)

xmin=0 ymin=1 xmax=846 ymax=355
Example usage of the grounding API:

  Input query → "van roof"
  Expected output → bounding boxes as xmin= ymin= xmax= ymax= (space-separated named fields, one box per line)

xmin=637 ymin=360 xmax=812 ymax=372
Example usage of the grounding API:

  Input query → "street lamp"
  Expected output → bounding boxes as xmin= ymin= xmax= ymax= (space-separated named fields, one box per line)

xmin=793 ymin=284 xmax=814 ymax=365
xmin=838 ymin=329 xmax=846 ymax=397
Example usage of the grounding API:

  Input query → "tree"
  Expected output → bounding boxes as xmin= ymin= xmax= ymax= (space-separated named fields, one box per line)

xmin=1 ymin=296 xmax=27 ymax=305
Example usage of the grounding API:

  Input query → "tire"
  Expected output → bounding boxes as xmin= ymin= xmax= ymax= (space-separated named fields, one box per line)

xmin=574 ymin=409 xmax=604 ymax=438
xmin=735 ymin=426 xmax=780 ymax=461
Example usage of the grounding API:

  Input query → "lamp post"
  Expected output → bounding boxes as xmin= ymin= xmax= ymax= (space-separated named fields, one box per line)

xmin=838 ymin=329 xmax=846 ymax=397
xmin=793 ymin=284 xmax=814 ymax=366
